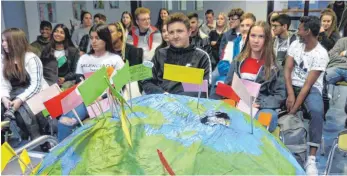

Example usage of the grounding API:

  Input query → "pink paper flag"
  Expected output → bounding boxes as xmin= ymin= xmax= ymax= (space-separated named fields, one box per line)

xmin=86 ymin=98 xmax=110 ymax=118
xmin=84 ymin=72 xmax=94 ymax=79
xmin=182 ymin=80 xmax=208 ymax=92
xmin=61 ymin=89 xmax=84 ymax=114
xmin=26 ymin=84 xmax=61 ymax=115
xmin=237 ymin=99 xmax=259 ymax=118
xmin=231 ymin=73 xmax=252 ymax=105
xmin=241 ymin=79 xmax=261 ymax=98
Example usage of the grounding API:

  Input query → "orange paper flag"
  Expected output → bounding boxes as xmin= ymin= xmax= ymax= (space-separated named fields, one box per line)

xmin=258 ymin=112 xmax=272 ymax=127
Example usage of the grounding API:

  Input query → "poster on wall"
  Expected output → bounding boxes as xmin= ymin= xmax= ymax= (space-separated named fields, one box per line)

xmin=72 ymin=1 xmax=87 ymax=20
xmin=93 ymin=0 xmax=105 ymax=9
xmin=38 ymin=2 xmax=57 ymax=23
xmin=109 ymin=1 xmax=119 ymax=9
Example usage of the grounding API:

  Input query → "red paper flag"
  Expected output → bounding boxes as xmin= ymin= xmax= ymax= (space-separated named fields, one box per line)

xmin=216 ymin=82 xmax=240 ymax=103
xmin=43 ymin=85 xmax=78 ymax=118
xmin=157 ymin=149 xmax=175 ymax=176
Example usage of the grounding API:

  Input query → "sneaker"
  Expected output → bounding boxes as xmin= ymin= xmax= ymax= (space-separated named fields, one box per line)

xmin=305 ymin=156 xmax=318 ymax=176
xmin=328 ymin=93 xmax=332 ymax=99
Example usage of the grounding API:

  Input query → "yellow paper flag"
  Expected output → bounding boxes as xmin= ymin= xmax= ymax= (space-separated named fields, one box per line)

xmin=163 ymin=64 xmax=204 ymax=84
xmin=30 ymin=161 xmax=42 ymax=175
xmin=18 ymin=149 xmax=31 ymax=174
xmin=1 ymin=142 xmax=16 ymax=172
xmin=120 ymin=100 xmax=132 ymax=147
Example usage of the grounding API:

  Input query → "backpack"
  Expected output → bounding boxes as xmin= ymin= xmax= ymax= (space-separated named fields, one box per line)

xmin=278 ymin=113 xmax=307 ymax=167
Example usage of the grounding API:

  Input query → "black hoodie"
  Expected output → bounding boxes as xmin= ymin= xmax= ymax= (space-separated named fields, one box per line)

xmin=142 ymin=45 xmax=211 ymax=97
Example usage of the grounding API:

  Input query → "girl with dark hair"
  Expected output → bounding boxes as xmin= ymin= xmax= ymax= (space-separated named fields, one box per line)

xmin=155 ymin=8 xmax=169 ymax=31
xmin=318 ymin=8 xmax=341 ymax=51
xmin=223 ymin=21 xmax=286 ymax=133
xmin=121 ymin=11 xmax=133 ymax=34
xmin=40 ymin=24 xmax=80 ymax=88
xmin=155 ymin=23 xmax=170 ymax=53
xmin=57 ymin=24 xmax=124 ymax=142
xmin=1 ymin=28 xmax=48 ymax=141
xmin=71 ymin=11 xmax=92 ymax=48
xmin=75 ymin=24 xmax=124 ymax=78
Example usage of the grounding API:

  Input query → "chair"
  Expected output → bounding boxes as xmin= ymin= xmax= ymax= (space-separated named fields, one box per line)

xmin=324 ymin=130 xmax=347 ymax=175
xmin=328 ymin=81 xmax=347 ymax=105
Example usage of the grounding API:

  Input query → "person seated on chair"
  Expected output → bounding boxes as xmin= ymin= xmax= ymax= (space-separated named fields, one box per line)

xmin=318 ymin=9 xmax=341 ymax=51
xmin=142 ymin=13 xmax=211 ymax=98
xmin=108 ymin=22 xmax=144 ymax=99
xmin=57 ymin=24 xmax=125 ymax=142
xmin=271 ymin=14 xmax=297 ymax=68
xmin=284 ymin=16 xmax=329 ymax=175
xmin=126 ymin=7 xmax=162 ymax=62
xmin=216 ymin=21 xmax=286 ymax=133
xmin=30 ymin=21 xmax=52 ymax=56
xmin=40 ymin=24 xmax=80 ymax=88
xmin=325 ymin=37 xmax=347 ymax=85
xmin=1 ymin=28 xmax=49 ymax=141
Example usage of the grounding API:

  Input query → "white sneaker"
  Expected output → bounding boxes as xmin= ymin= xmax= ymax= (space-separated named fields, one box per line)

xmin=305 ymin=156 xmax=318 ymax=176
xmin=328 ymin=93 xmax=332 ymax=99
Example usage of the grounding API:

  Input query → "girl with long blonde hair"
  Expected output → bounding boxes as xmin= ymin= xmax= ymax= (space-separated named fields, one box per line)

xmin=223 ymin=21 xmax=286 ymax=132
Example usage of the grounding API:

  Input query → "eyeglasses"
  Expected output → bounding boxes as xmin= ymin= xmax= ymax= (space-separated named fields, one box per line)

xmin=138 ymin=18 xmax=150 ymax=22
xmin=271 ymin=24 xmax=283 ymax=28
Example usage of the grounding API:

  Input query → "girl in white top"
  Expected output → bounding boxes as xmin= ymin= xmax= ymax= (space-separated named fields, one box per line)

xmin=75 ymin=24 xmax=124 ymax=78
xmin=58 ymin=24 xmax=124 ymax=142
xmin=1 ymin=28 xmax=48 ymax=139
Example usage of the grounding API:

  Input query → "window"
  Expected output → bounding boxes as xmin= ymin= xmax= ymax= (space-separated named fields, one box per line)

xmin=179 ymin=0 xmax=187 ymax=11
xmin=163 ymin=0 xmax=173 ymax=11
xmin=37 ymin=2 xmax=57 ymax=23
xmin=195 ymin=0 xmax=203 ymax=11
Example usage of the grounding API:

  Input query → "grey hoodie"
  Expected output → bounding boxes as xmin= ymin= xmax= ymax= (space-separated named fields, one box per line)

xmin=224 ymin=59 xmax=286 ymax=109
xmin=328 ymin=37 xmax=347 ymax=69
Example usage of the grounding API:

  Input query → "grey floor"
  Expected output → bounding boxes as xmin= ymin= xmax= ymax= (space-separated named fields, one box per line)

xmin=317 ymin=85 xmax=347 ymax=175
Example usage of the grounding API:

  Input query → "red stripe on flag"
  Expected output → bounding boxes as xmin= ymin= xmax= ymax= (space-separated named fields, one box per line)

xmin=216 ymin=82 xmax=241 ymax=103
xmin=43 ymin=85 xmax=78 ymax=118
xmin=157 ymin=149 xmax=175 ymax=176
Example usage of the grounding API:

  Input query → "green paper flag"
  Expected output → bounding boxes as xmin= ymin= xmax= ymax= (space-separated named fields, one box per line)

xmin=129 ymin=63 xmax=152 ymax=82
xmin=78 ymin=67 xmax=108 ymax=106
xmin=104 ymin=76 xmax=127 ymax=103
xmin=57 ymin=56 xmax=67 ymax=68
xmin=112 ymin=61 xmax=130 ymax=92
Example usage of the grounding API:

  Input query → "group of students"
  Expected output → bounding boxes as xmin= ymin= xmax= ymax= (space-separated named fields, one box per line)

xmin=1 ymin=2 xmax=347 ymax=175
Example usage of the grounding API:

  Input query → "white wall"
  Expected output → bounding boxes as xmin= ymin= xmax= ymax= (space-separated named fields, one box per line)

xmin=24 ymin=1 xmax=131 ymax=43
xmin=244 ymin=1 xmax=267 ymax=21
xmin=1 ymin=7 xmax=5 ymax=32
xmin=6 ymin=0 xmax=268 ymax=43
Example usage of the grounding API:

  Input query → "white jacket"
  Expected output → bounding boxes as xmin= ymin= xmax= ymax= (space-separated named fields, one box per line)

xmin=1 ymin=52 xmax=49 ymax=101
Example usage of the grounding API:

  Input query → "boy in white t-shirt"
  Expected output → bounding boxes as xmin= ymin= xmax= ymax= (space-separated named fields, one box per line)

xmin=284 ymin=16 xmax=329 ymax=175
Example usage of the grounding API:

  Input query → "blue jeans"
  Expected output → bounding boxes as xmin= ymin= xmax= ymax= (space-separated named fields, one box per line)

xmin=296 ymin=86 xmax=324 ymax=148
xmin=57 ymin=103 xmax=88 ymax=142
xmin=325 ymin=67 xmax=347 ymax=84
xmin=255 ymin=109 xmax=278 ymax=132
